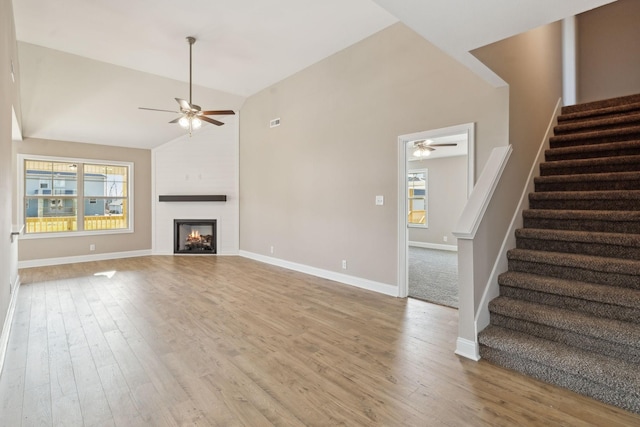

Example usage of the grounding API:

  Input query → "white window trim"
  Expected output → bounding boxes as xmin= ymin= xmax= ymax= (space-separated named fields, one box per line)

xmin=18 ymin=154 xmax=134 ymax=239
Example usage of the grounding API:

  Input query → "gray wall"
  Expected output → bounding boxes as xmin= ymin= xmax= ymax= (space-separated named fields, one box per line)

xmin=16 ymin=138 xmax=152 ymax=261
xmin=577 ymin=0 xmax=640 ymax=103
xmin=408 ymin=155 xmax=467 ymax=247
xmin=240 ymin=23 xmax=508 ymax=286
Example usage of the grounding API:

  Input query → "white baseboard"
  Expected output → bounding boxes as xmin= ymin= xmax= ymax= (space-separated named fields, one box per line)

xmin=455 ymin=337 xmax=480 ymax=361
xmin=18 ymin=249 xmax=153 ymax=269
xmin=239 ymin=250 xmax=399 ymax=297
xmin=0 ymin=275 xmax=21 ymax=378
xmin=408 ymin=241 xmax=457 ymax=251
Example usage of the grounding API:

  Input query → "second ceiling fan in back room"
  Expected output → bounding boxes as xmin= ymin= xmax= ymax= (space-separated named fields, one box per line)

xmin=412 ymin=139 xmax=457 ymax=158
xmin=139 ymin=36 xmax=235 ymax=136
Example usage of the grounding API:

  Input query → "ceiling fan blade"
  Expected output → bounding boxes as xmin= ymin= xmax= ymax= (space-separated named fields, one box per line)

xmin=169 ymin=116 xmax=183 ymax=124
xmin=429 ymin=143 xmax=458 ymax=147
xmin=139 ymin=107 xmax=179 ymax=113
xmin=201 ymin=110 xmax=236 ymax=116
xmin=175 ymin=98 xmax=191 ymax=111
xmin=200 ymin=116 xmax=225 ymax=126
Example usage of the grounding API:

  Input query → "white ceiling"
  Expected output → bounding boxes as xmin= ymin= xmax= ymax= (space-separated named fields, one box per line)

xmin=371 ymin=0 xmax=616 ymax=85
xmin=14 ymin=0 xmax=398 ymax=97
xmin=12 ymin=0 xmax=615 ymax=149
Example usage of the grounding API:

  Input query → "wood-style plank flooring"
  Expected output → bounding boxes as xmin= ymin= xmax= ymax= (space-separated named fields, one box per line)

xmin=1 ymin=256 xmax=639 ymax=426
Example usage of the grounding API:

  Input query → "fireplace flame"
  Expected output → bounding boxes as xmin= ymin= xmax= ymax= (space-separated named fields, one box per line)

xmin=188 ymin=230 xmax=200 ymax=240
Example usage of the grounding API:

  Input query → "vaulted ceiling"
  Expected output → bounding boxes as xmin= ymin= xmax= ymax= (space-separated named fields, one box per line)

xmin=12 ymin=0 xmax=614 ymax=149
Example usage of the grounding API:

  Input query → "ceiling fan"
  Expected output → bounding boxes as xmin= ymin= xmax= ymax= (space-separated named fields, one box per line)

xmin=412 ymin=139 xmax=458 ymax=158
xmin=139 ymin=36 xmax=235 ymax=136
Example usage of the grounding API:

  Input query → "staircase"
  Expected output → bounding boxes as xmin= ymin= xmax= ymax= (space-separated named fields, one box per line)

xmin=478 ymin=93 xmax=640 ymax=414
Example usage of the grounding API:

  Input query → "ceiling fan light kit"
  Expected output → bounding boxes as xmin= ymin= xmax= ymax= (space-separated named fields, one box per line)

xmin=412 ymin=139 xmax=458 ymax=158
xmin=139 ymin=36 xmax=235 ymax=137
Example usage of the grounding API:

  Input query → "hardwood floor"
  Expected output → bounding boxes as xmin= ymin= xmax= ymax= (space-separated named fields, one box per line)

xmin=1 ymin=256 xmax=639 ymax=426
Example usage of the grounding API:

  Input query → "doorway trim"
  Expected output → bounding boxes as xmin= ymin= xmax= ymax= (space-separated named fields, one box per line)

xmin=397 ymin=122 xmax=475 ymax=298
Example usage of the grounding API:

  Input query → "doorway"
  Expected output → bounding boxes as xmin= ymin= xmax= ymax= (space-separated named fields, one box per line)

xmin=397 ymin=123 xmax=474 ymax=303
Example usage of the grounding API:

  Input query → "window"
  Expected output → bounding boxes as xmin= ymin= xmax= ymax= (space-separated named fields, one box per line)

xmin=408 ymin=169 xmax=427 ymax=227
xmin=21 ymin=156 xmax=133 ymax=236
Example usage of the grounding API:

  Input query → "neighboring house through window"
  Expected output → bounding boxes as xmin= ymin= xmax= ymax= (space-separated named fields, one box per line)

xmin=20 ymin=155 xmax=133 ymax=236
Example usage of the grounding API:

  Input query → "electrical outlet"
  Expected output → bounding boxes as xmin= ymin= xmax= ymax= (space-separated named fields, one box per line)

xmin=443 ymin=236 xmax=448 ymax=242
xmin=90 ymin=244 xmax=96 ymax=251
xmin=270 ymin=245 xmax=274 ymax=254
xmin=341 ymin=260 xmax=347 ymax=269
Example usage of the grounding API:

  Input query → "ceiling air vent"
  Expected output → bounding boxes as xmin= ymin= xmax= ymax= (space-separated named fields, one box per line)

xmin=270 ymin=118 xmax=281 ymax=128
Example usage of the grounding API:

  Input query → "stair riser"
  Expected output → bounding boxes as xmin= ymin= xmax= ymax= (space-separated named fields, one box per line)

xmin=515 ymin=237 xmax=640 ymax=260
xmin=522 ymin=217 xmax=640 ymax=234
xmin=478 ymin=345 xmax=640 ymax=414
xmin=489 ymin=313 xmax=640 ymax=365
xmin=529 ymin=198 xmax=640 ymax=211
xmin=545 ymin=146 xmax=640 ymax=162
xmin=499 ymin=285 xmax=640 ymax=324
xmin=534 ymin=179 xmax=640 ymax=192
xmin=550 ymin=132 xmax=640 ymax=149
xmin=507 ymin=259 xmax=640 ymax=290
xmin=540 ymin=162 xmax=640 ymax=176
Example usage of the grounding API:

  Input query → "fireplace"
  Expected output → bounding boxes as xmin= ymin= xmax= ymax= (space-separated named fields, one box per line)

xmin=174 ymin=219 xmax=216 ymax=254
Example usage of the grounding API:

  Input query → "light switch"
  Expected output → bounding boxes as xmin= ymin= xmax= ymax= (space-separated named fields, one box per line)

xmin=375 ymin=195 xmax=384 ymax=206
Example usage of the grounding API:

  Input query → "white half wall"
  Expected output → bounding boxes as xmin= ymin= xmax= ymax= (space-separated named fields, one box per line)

xmin=153 ymin=115 xmax=240 ymax=255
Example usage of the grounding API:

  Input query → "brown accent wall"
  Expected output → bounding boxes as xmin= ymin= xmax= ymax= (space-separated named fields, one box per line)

xmin=16 ymin=138 xmax=152 ymax=261
xmin=577 ymin=0 xmax=640 ymax=103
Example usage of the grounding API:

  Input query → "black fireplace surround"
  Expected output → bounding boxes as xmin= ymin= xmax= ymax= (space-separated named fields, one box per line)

xmin=174 ymin=219 xmax=217 ymax=254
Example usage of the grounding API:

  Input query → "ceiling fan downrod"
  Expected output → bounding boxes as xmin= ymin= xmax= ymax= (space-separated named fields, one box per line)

xmin=186 ymin=36 xmax=195 ymax=106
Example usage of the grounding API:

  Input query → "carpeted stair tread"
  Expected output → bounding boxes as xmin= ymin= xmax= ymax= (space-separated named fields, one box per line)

xmin=479 ymin=344 xmax=640 ymax=414
xmin=498 ymin=271 xmax=640 ymax=313
xmin=489 ymin=297 xmax=640 ymax=350
xmin=534 ymin=171 xmax=640 ymax=192
xmin=561 ymin=93 xmax=640 ymax=115
xmin=539 ymin=154 xmax=640 ymax=176
xmin=531 ymin=190 xmax=640 ymax=200
xmin=522 ymin=209 xmax=640 ymax=234
xmin=545 ymin=139 xmax=640 ymax=161
xmin=478 ymin=325 xmax=640 ymax=393
xmin=554 ymin=111 xmax=640 ymax=135
xmin=529 ymin=190 xmax=640 ymax=211
xmin=516 ymin=227 xmax=640 ymax=246
xmin=523 ymin=209 xmax=640 ymax=222
xmin=559 ymin=100 xmax=640 ymax=124
xmin=549 ymin=124 xmax=640 ymax=149
xmin=508 ymin=248 xmax=640 ymax=275
xmin=507 ymin=248 xmax=640 ymax=289
xmin=515 ymin=228 xmax=640 ymax=260
xmin=484 ymin=93 xmax=640 ymax=413
xmin=478 ymin=325 xmax=640 ymax=413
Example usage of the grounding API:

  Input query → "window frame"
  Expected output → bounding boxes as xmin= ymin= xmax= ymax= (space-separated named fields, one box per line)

xmin=19 ymin=154 xmax=134 ymax=239
xmin=407 ymin=168 xmax=428 ymax=228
